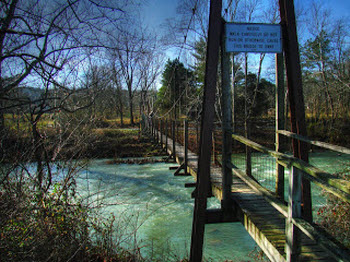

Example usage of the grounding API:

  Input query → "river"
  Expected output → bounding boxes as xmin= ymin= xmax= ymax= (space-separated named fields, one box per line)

xmin=76 ymin=152 xmax=349 ymax=261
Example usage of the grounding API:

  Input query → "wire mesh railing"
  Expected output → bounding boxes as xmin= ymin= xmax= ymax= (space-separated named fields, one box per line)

xmin=212 ymin=127 xmax=222 ymax=166
xmin=277 ymin=131 xmax=350 ymax=248
xmin=144 ymin=114 xmax=350 ymax=259
xmin=188 ymin=121 xmax=200 ymax=155
xmin=250 ymin=151 xmax=277 ymax=193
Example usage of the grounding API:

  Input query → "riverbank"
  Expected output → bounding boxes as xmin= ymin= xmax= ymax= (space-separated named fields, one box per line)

xmin=84 ymin=128 xmax=168 ymax=159
xmin=1 ymin=127 xmax=167 ymax=163
xmin=3 ymin=116 xmax=349 ymax=163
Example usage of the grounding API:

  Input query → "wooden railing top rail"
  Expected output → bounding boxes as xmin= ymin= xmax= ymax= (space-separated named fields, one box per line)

xmin=278 ymin=129 xmax=350 ymax=155
xmin=147 ymin=116 xmax=350 ymax=261
xmin=232 ymin=133 xmax=350 ymax=203
xmin=230 ymin=162 xmax=350 ymax=261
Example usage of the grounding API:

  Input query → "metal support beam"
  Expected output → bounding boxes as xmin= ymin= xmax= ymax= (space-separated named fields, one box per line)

xmin=160 ymin=119 xmax=163 ymax=146
xmin=165 ymin=119 xmax=168 ymax=150
xmin=286 ymin=166 xmax=302 ymax=261
xmin=184 ymin=119 xmax=188 ymax=175
xmin=205 ymin=209 xmax=238 ymax=224
xmin=190 ymin=1 xmax=222 ymax=261
xmin=156 ymin=119 xmax=159 ymax=143
xmin=221 ymin=22 xmax=233 ymax=211
xmin=275 ymin=53 xmax=285 ymax=201
xmin=174 ymin=163 xmax=185 ymax=175
xmin=279 ymin=0 xmax=312 ymax=222
xmin=172 ymin=120 xmax=176 ymax=162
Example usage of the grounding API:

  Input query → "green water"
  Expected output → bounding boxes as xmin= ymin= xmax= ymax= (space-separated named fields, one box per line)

xmin=232 ymin=151 xmax=350 ymax=218
xmin=76 ymin=152 xmax=349 ymax=261
xmin=77 ymin=160 xmax=258 ymax=261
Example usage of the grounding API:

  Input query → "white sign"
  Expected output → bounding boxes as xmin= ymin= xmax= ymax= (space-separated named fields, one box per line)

xmin=225 ymin=23 xmax=282 ymax=53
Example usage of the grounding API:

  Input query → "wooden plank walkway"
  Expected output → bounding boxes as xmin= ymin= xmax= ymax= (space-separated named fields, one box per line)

xmin=157 ymin=131 xmax=339 ymax=262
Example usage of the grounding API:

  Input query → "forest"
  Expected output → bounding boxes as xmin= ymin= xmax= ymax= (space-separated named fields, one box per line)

xmin=0 ymin=0 xmax=349 ymax=261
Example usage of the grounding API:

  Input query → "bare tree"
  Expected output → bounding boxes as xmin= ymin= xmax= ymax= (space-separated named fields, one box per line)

xmin=139 ymin=48 xmax=163 ymax=116
xmin=113 ymin=28 xmax=161 ymax=125
xmin=0 ymin=0 xmax=132 ymax=129
xmin=110 ymin=58 xmax=126 ymax=126
xmin=0 ymin=0 xmax=140 ymax=196
xmin=114 ymin=36 xmax=141 ymax=125
xmin=305 ymin=1 xmax=334 ymax=118
xmin=162 ymin=0 xmax=209 ymax=51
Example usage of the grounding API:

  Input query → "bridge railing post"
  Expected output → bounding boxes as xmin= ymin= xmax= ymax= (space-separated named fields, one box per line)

xmin=196 ymin=120 xmax=200 ymax=154
xmin=151 ymin=118 xmax=154 ymax=138
xmin=184 ymin=119 xmax=188 ymax=175
xmin=160 ymin=119 xmax=163 ymax=147
xmin=286 ymin=166 xmax=302 ymax=261
xmin=279 ymin=0 xmax=312 ymax=222
xmin=190 ymin=1 xmax=222 ymax=260
xmin=246 ymin=121 xmax=252 ymax=178
xmin=220 ymin=31 xmax=233 ymax=210
xmin=275 ymin=52 xmax=285 ymax=201
xmin=158 ymin=119 xmax=160 ymax=143
xmin=212 ymin=132 xmax=216 ymax=165
xmin=165 ymin=119 xmax=168 ymax=151
xmin=156 ymin=119 xmax=159 ymax=143
xmin=172 ymin=120 xmax=176 ymax=161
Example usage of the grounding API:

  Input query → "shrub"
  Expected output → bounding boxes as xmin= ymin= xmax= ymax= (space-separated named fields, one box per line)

xmin=316 ymin=171 xmax=350 ymax=248
xmin=0 ymin=180 xmax=91 ymax=261
xmin=0 ymin=170 xmax=141 ymax=262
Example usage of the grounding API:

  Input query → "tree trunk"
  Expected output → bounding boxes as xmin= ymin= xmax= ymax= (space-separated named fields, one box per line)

xmin=320 ymin=48 xmax=334 ymax=121
xmin=32 ymin=122 xmax=44 ymax=193
xmin=128 ymin=84 xmax=134 ymax=125
xmin=118 ymin=91 xmax=124 ymax=127
xmin=0 ymin=109 xmax=4 ymax=132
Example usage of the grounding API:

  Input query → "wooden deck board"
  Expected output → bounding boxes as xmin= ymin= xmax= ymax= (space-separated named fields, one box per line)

xmin=156 ymin=131 xmax=342 ymax=262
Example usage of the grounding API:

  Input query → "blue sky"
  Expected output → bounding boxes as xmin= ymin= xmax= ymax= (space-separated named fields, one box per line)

xmin=142 ymin=0 xmax=349 ymax=30
xmin=142 ymin=0 xmax=179 ymax=30
xmin=140 ymin=0 xmax=350 ymax=88
xmin=324 ymin=0 xmax=350 ymax=18
xmin=141 ymin=0 xmax=349 ymax=68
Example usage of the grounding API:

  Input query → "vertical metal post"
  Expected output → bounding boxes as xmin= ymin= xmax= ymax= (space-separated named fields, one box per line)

xmin=152 ymin=118 xmax=154 ymax=138
xmin=246 ymin=122 xmax=252 ymax=178
xmin=165 ymin=119 xmax=168 ymax=151
xmin=232 ymin=55 xmax=236 ymax=134
xmin=279 ymin=0 xmax=312 ymax=222
xmin=184 ymin=119 xmax=188 ymax=175
xmin=212 ymin=132 xmax=216 ymax=164
xmin=153 ymin=118 xmax=155 ymax=139
xmin=244 ymin=54 xmax=252 ymax=178
xmin=172 ymin=120 xmax=176 ymax=161
xmin=221 ymin=24 xmax=233 ymax=210
xmin=286 ymin=166 xmax=302 ymax=261
xmin=156 ymin=119 xmax=159 ymax=143
xmin=154 ymin=119 xmax=156 ymax=139
xmin=160 ymin=119 xmax=163 ymax=147
xmin=190 ymin=1 xmax=222 ymax=261
xmin=196 ymin=120 xmax=200 ymax=154
xmin=276 ymin=53 xmax=285 ymax=200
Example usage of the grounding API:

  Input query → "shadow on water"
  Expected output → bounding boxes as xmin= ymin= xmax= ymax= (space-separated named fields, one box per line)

xmin=79 ymin=165 xmax=194 ymax=208
xmin=76 ymin=161 xmax=259 ymax=261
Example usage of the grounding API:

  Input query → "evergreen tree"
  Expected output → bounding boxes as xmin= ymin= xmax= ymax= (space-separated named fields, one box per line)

xmin=235 ymin=73 xmax=274 ymax=119
xmin=156 ymin=59 xmax=196 ymax=118
xmin=301 ymin=30 xmax=334 ymax=118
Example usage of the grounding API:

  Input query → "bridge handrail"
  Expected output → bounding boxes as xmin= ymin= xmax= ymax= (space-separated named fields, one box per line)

xmin=278 ymin=129 xmax=350 ymax=155
xmin=229 ymin=161 xmax=350 ymax=261
xmin=145 ymin=116 xmax=350 ymax=260
xmin=232 ymin=133 xmax=350 ymax=203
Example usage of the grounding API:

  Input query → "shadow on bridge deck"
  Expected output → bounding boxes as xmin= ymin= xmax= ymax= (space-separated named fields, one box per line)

xmin=156 ymin=130 xmax=340 ymax=262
